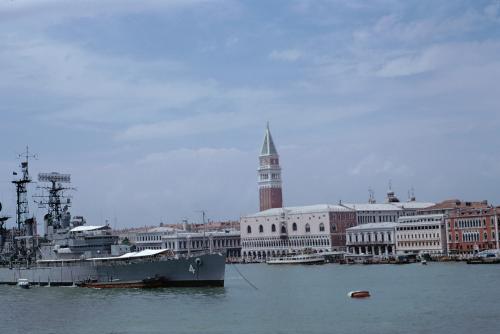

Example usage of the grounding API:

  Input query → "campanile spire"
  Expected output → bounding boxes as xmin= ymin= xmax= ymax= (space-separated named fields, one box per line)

xmin=258 ymin=123 xmax=283 ymax=211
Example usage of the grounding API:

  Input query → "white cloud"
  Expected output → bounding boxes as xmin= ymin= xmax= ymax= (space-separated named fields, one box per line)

xmin=0 ymin=0 xmax=208 ymax=23
xmin=269 ymin=49 xmax=302 ymax=62
xmin=2 ymin=1 xmax=500 ymax=226
xmin=484 ymin=1 xmax=500 ymax=19
xmin=0 ymin=34 xmax=223 ymax=127
xmin=376 ymin=51 xmax=435 ymax=77
xmin=137 ymin=147 xmax=244 ymax=165
xmin=67 ymin=147 xmax=256 ymax=226
xmin=349 ymin=154 xmax=413 ymax=177
xmin=115 ymin=112 xmax=256 ymax=141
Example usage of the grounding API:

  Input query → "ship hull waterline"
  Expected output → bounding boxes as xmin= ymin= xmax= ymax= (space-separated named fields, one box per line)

xmin=0 ymin=253 xmax=226 ymax=288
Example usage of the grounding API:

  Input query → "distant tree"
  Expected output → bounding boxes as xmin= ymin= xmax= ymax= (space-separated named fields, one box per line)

xmin=121 ymin=237 xmax=131 ymax=245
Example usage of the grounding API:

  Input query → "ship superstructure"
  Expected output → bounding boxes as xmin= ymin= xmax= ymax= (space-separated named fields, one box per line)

xmin=33 ymin=172 xmax=118 ymax=260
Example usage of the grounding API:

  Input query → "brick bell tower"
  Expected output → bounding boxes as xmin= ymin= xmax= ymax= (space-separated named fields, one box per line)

xmin=258 ymin=123 xmax=283 ymax=211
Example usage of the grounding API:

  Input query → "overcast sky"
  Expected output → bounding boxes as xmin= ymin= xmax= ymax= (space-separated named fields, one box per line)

xmin=1 ymin=0 xmax=499 ymax=228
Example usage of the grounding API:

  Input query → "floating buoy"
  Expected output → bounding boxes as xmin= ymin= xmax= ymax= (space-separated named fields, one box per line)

xmin=348 ymin=290 xmax=370 ymax=298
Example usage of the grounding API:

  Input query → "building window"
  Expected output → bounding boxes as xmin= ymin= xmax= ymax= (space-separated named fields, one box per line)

xmin=319 ymin=223 xmax=325 ymax=232
xmin=292 ymin=223 xmax=297 ymax=231
xmin=305 ymin=223 xmax=311 ymax=233
xmin=247 ymin=226 xmax=252 ymax=234
xmin=259 ymin=225 xmax=264 ymax=233
xmin=281 ymin=225 xmax=286 ymax=234
xmin=271 ymin=224 xmax=276 ymax=232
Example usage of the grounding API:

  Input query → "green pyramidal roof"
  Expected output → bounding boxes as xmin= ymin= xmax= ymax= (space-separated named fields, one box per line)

xmin=260 ymin=123 xmax=278 ymax=156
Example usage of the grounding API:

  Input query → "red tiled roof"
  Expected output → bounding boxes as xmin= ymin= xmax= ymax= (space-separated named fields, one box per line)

xmin=421 ymin=199 xmax=489 ymax=211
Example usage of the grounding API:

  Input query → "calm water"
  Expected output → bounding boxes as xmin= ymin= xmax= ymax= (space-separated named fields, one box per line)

xmin=1 ymin=263 xmax=499 ymax=334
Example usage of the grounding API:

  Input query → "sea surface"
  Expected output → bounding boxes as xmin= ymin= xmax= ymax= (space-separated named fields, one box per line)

xmin=1 ymin=262 xmax=499 ymax=334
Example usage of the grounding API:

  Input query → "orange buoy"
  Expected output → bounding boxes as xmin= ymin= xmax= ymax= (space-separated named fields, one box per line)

xmin=348 ymin=290 xmax=370 ymax=298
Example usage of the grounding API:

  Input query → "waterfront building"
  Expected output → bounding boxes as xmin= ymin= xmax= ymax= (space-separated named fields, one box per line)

xmin=413 ymin=199 xmax=499 ymax=256
xmin=346 ymin=222 xmax=397 ymax=257
xmin=395 ymin=214 xmax=447 ymax=256
xmin=115 ymin=226 xmax=160 ymax=245
xmin=189 ymin=220 xmax=240 ymax=233
xmin=258 ymin=123 xmax=283 ymax=212
xmin=343 ymin=188 xmax=434 ymax=223
xmin=240 ymin=204 xmax=356 ymax=260
xmin=417 ymin=199 xmax=490 ymax=216
xmin=392 ymin=201 xmax=435 ymax=216
xmin=445 ymin=206 xmax=500 ymax=255
xmin=135 ymin=226 xmax=177 ymax=250
xmin=135 ymin=228 xmax=241 ymax=258
xmin=342 ymin=203 xmax=402 ymax=224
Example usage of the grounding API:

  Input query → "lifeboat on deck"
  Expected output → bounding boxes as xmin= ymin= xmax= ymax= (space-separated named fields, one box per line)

xmin=348 ymin=290 xmax=370 ymax=298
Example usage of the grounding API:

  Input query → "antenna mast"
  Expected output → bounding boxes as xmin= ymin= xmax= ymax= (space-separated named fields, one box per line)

xmin=12 ymin=146 xmax=37 ymax=231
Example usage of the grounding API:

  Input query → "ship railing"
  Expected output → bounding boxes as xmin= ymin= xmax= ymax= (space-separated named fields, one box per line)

xmin=176 ymin=250 xmax=222 ymax=259
xmin=36 ymin=258 xmax=88 ymax=268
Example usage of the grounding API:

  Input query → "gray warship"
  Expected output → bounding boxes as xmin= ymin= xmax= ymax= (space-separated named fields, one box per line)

xmin=0 ymin=149 xmax=225 ymax=288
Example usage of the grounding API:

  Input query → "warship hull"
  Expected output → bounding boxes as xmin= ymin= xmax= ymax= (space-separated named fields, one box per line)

xmin=0 ymin=253 xmax=225 ymax=288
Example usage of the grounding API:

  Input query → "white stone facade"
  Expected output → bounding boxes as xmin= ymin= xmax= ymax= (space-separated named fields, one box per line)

xmin=395 ymin=214 xmax=447 ymax=255
xmin=342 ymin=201 xmax=436 ymax=223
xmin=135 ymin=228 xmax=241 ymax=257
xmin=342 ymin=203 xmax=403 ymax=224
xmin=346 ymin=222 xmax=397 ymax=257
xmin=241 ymin=204 xmax=356 ymax=260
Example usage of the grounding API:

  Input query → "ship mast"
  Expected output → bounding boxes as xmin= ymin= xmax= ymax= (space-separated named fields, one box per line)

xmin=12 ymin=146 xmax=36 ymax=232
xmin=9 ymin=146 xmax=38 ymax=263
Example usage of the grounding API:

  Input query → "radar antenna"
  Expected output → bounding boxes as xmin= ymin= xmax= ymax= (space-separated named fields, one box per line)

xmin=34 ymin=172 xmax=76 ymax=233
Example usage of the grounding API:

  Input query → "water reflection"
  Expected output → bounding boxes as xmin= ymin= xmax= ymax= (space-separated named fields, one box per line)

xmin=81 ymin=285 xmax=227 ymax=301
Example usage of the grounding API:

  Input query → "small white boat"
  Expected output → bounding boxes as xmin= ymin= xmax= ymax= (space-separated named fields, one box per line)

xmin=421 ymin=260 xmax=427 ymax=265
xmin=17 ymin=278 xmax=30 ymax=289
xmin=266 ymin=253 xmax=326 ymax=265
